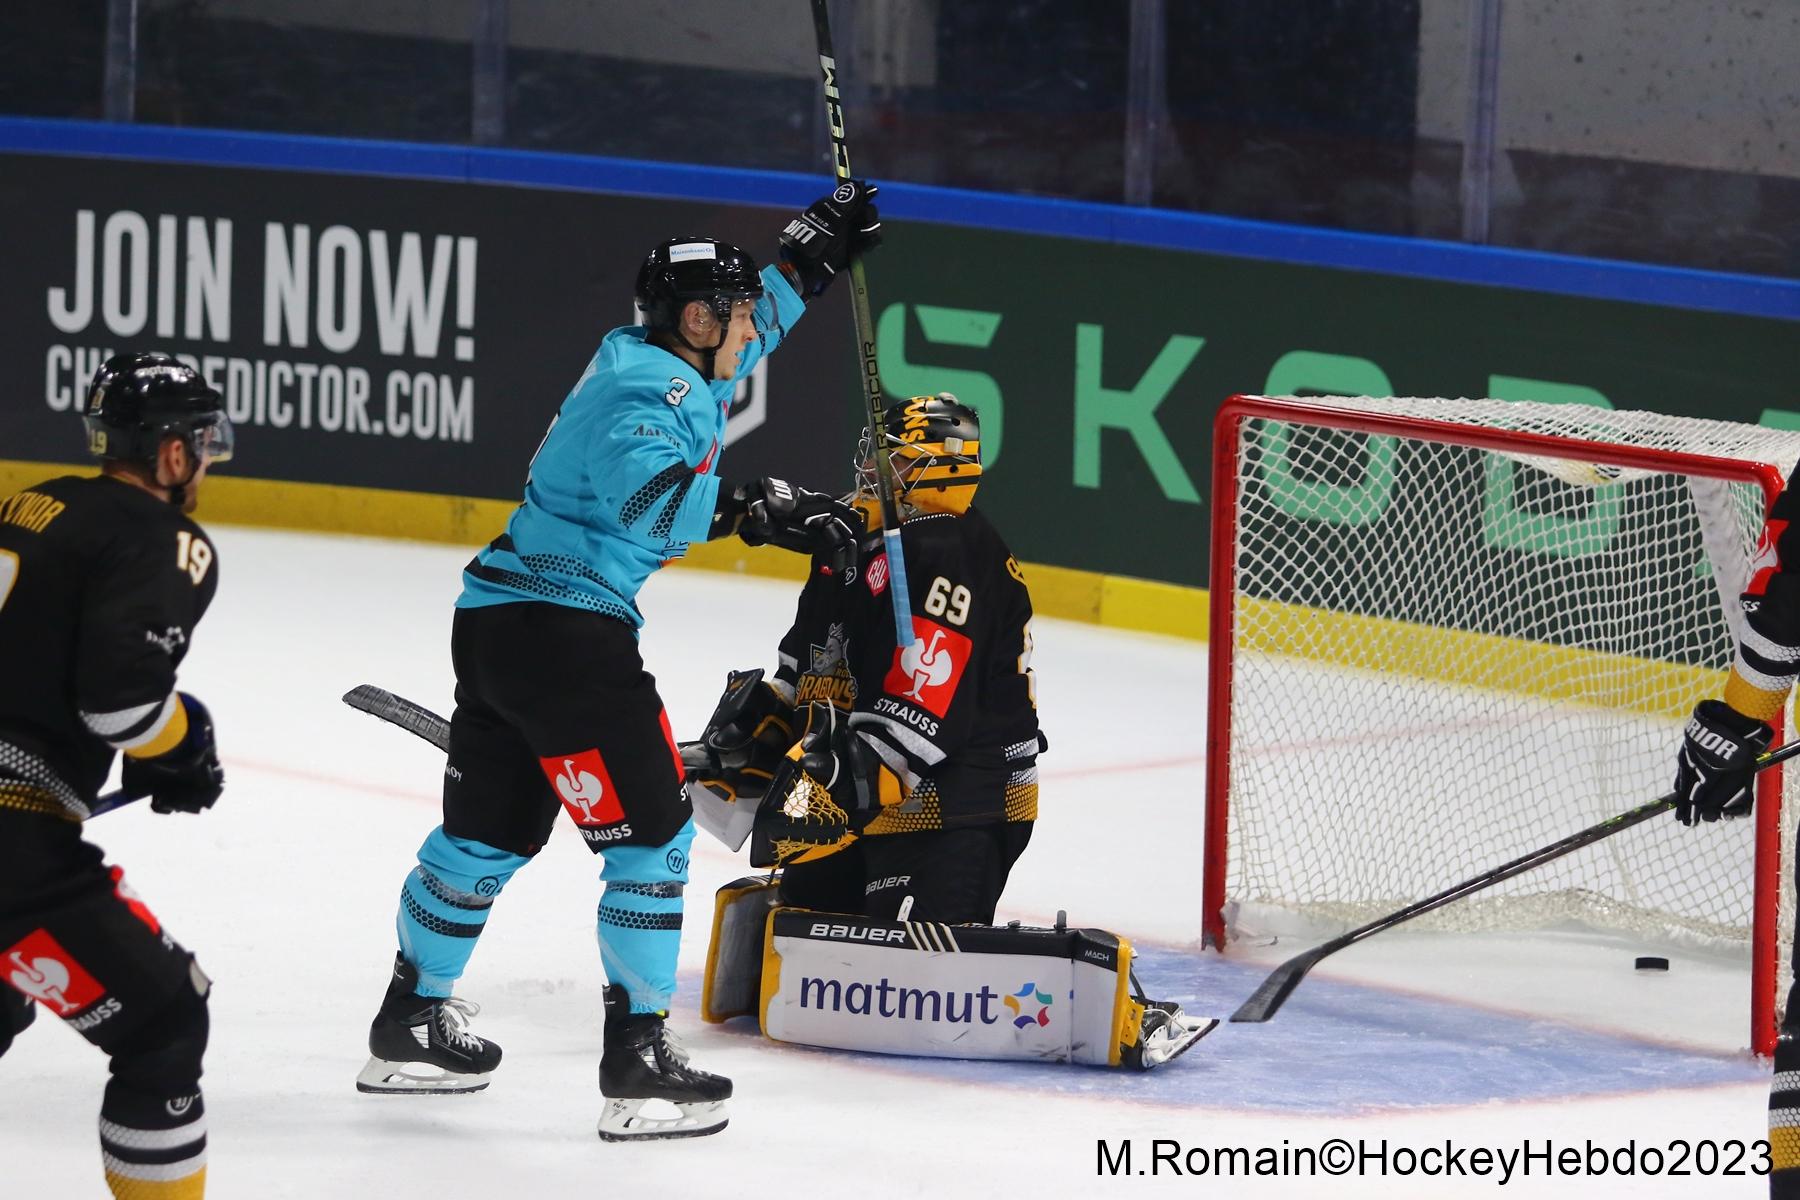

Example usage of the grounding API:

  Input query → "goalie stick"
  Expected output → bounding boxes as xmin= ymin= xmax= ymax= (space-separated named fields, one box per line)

xmin=1230 ymin=737 xmax=1800 ymax=1024
xmin=808 ymin=0 xmax=914 ymax=648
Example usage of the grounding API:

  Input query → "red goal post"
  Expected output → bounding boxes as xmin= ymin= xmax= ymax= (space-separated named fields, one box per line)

xmin=1204 ymin=394 xmax=1800 ymax=1055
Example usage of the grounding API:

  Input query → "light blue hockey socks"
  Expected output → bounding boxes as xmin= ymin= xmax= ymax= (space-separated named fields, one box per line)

xmin=596 ymin=819 xmax=695 ymax=1013
xmin=396 ymin=827 xmax=530 ymax=998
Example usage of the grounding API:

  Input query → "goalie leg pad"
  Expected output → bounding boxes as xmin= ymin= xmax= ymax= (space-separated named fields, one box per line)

xmin=701 ymin=877 xmax=784 ymax=1023
xmin=756 ymin=911 xmax=1216 ymax=1067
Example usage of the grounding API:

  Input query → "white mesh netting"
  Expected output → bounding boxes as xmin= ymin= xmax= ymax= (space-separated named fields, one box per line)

xmin=1217 ymin=396 xmax=1800 ymax=1028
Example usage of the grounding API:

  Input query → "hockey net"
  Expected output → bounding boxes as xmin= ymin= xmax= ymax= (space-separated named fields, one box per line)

xmin=1204 ymin=395 xmax=1800 ymax=1054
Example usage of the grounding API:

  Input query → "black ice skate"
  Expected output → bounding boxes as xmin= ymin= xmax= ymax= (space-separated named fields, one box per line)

xmin=597 ymin=984 xmax=731 ymax=1141
xmin=1121 ymin=993 xmax=1219 ymax=1070
xmin=356 ymin=955 xmax=502 ymax=1095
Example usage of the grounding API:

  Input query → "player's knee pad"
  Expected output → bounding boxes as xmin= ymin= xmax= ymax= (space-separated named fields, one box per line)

xmin=702 ymin=878 xmax=1154 ymax=1067
xmin=99 ymin=963 xmax=210 ymax=1199
xmin=105 ymin=957 xmax=211 ymax=1100
xmin=407 ymin=827 xmax=529 ymax=921
xmin=597 ymin=817 xmax=694 ymax=886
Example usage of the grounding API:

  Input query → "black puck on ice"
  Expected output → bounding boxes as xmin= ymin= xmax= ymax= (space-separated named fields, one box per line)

xmin=1635 ymin=956 xmax=1670 ymax=971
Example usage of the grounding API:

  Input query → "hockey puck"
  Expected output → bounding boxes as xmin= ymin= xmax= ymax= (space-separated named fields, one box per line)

xmin=1635 ymin=956 xmax=1670 ymax=971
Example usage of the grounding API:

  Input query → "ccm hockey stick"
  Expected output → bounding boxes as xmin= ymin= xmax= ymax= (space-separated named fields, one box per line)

xmin=808 ymin=0 xmax=914 ymax=647
xmin=1231 ymin=737 xmax=1800 ymax=1024
xmin=342 ymin=684 xmax=450 ymax=752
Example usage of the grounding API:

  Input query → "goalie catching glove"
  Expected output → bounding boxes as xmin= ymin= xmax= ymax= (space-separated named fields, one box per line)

xmin=756 ymin=703 xmax=887 ymax=860
xmin=1674 ymin=699 xmax=1773 ymax=826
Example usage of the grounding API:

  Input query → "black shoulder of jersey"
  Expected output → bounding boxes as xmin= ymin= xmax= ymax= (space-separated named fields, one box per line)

xmin=15 ymin=474 xmax=212 ymax=551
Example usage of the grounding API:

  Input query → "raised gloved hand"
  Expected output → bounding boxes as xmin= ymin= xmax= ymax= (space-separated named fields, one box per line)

xmin=714 ymin=477 xmax=863 ymax=580
xmin=778 ymin=180 xmax=881 ymax=298
xmin=1673 ymin=699 xmax=1772 ymax=826
xmin=121 ymin=693 xmax=224 ymax=815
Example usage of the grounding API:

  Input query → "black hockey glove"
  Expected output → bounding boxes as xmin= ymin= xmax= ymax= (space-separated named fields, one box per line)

xmin=778 ymin=180 xmax=881 ymax=298
xmin=1673 ymin=699 xmax=1772 ymax=826
xmin=121 ymin=693 xmax=225 ymax=815
xmin=718 ymin=477 xmax=863 ymax=580
xmin=757 ymin=702 xmax=879 ymax=853
xmin=680 ymin=668 xmax=795 ymax=805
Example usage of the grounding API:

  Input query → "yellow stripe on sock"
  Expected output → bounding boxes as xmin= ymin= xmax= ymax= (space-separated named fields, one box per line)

xmin=104 ymin=1163 xmax=206 ymax=1199
xmin=1769 ymin=1126 xmax=1800 ymax=1171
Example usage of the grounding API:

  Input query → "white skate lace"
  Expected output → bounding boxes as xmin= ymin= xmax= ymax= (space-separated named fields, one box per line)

xmin=436 ymin=997 xmax=484 ymax=1053
xmin=656 ymin=1024 xmax=692 ymax=1068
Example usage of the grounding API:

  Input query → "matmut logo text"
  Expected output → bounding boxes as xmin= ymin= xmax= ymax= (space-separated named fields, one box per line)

xmin=799 ymin=975 xmax=1005 ymax=1025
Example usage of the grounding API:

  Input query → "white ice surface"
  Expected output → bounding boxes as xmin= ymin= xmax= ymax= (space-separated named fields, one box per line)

xmin=0 ymin=525 xmax=1776 ymax=1197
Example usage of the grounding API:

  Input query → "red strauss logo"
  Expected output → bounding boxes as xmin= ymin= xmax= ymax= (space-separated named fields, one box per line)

xmin=883 ymin=617 xmax=971 ymax=717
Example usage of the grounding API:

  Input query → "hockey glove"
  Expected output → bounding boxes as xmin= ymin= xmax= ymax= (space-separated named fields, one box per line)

xmin=778 ymin=180 xmax=881 ymax=298
xmin=757 ymin=702 xmax=879 ymax=853
xmin=727 ymin=477 xmax=864 ymax=581
xmin=121 ymin=693 xmax=225 ymax=815
xmin=681 ymin=668 xmax=794 ymax=804
xmin=1674 ymin=699 xmax=1772 ymax=826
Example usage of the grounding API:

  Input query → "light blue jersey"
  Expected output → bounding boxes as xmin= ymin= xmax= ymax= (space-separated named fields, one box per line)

xmin=459 ymin=264 xmax=804 ymax=627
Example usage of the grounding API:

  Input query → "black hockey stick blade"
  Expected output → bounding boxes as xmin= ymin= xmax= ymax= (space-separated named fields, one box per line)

xmin=342 ymin=684 xmax=450 ymax=752
xmin=1229 ymin=737 xmax=1800 ymax=1024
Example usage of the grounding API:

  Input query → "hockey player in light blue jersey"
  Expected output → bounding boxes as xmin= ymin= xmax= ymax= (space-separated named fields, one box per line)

xmin=356 ymin=181 xmax=880 ymax=1142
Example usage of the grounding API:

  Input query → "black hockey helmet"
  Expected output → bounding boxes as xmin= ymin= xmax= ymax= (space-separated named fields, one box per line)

xmin=859 ymin=393 xmax=982 ymax=517
xmin=83 ymin=353 xmax=234 ymax=467
xmin=634 ymin=238 xmax=764 ymax=333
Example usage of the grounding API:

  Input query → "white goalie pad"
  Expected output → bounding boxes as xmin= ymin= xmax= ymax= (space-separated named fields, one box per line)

xmin=761 ymin=910 xmax=1134 ymax=1066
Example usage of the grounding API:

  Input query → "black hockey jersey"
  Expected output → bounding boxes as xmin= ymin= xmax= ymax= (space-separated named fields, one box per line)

xmin=1726 ymin=469 xmax=1800 ymax=722
xmin=774 ymin=505 xmax=1042 ymax=834
xmin=0 ymin=475 xmax=218 ymax=819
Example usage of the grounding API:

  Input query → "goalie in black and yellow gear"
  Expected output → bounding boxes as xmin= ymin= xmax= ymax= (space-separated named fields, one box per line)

xmin=680 ymin=395 xmax=1216 ymax=1071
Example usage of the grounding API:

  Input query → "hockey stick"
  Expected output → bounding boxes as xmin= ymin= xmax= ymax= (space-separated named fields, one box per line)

xmin=808 ymin=0 xmax=915 ymax=647
xmin=342 ymin=684 xmax=450 ymax=752
xmin=1230 ymin=737 xmax=1800 ymax=1024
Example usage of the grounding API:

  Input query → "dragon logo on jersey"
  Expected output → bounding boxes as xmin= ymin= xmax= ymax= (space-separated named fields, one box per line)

xmin=797 ymin=623 xmax=857 ymax=711
xmin=4 ymin=930 xmax=105 ymax=1016
xmin=883 ymin=617 xmax=971 ymax=717
xmin=1748 ymin=519 xmax=1787 ymax=596
xmin=540 ymin=748 xmax=626 ymax=827
xmin=1003 ymin=981 xmax=1053 ymax=1029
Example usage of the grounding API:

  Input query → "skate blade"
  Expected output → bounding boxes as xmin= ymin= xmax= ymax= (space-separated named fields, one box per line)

xmin=597 ymin=1098 xmax=728 ymax=1142
xmin=355 ymin=1055 xmax=492 ymax=1095
xmin=1140 ymin=1014 xmax=1221 ymax=1069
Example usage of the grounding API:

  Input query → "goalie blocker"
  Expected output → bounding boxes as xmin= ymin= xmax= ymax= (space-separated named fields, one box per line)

xmin=701 ymin=878 xmax=1216 ymax=1069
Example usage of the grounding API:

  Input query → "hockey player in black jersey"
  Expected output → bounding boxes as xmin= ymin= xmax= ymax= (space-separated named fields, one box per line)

xmin=688 ymin=395 xmax=1214 ymax=1069
xmin=1673 ymin=472 xmax=1800 ymax=1196
xmin=0 ymin=353 xmax=232 ymax=1199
